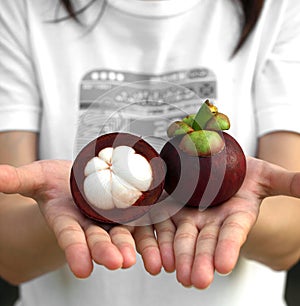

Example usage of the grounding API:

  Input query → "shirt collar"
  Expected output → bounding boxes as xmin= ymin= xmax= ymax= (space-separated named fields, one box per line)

xmin=107 ymin=0 xmax=201 ymax=18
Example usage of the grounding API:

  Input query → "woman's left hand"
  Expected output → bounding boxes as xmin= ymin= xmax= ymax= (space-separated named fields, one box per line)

xmin=133 ymin=156 xmax=300 ymax=289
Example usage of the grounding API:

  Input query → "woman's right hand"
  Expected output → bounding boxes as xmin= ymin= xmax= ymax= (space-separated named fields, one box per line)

xmin=0 ymin=160 xmax=138 ymax=279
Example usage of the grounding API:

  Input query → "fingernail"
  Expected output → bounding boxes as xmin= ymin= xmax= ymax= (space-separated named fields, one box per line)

xmin=215 ymin=270 xmax=232 ymax=277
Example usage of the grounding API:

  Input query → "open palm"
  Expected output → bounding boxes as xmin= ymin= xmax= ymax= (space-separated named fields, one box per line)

xmin=0 ymin=160 xmax=137 ymax=278
xmin=134 ymin=156 xmax=300 ymax=288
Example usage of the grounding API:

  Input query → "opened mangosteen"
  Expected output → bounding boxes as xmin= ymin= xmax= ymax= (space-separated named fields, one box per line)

xmin=160 ymin=100 xmax=246 ymax=209
xmin=70 ymin=132 xmax=166 ymax=224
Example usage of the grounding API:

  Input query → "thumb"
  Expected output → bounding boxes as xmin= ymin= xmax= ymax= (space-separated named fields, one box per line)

xmin=272 ymin=171 xmax=300 ymax=198
xmin=261 ymin=160 xmax=300 ymax=198
xmin=0 ymin=162 xmax=45 ymax=197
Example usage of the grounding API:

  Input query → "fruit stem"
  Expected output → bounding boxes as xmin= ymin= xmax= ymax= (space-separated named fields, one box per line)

xmin=192 ymin=100 xmax=215 ymax=131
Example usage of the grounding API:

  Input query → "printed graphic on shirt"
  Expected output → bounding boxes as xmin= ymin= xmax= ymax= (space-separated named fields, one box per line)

xmin=76 ymin=68 xmax=217 ymax=153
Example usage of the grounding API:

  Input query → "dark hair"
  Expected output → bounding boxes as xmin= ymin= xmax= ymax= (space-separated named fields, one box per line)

xmin=57 ymin=0 xmax=264 ymax=55
xmin=234 ymin=0 xmax=264 ymax=54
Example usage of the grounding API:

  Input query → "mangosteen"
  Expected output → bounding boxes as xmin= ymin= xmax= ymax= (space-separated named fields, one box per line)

xmin=70 ymin=132 xmax=165 ymax=224
xmin=160 ymin=100 xmax=246 ymax=209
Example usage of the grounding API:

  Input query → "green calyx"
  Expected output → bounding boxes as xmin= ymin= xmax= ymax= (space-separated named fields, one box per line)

xmin=205 ymin=113 xmax=231 ymax=130
xmin=167 ymin=100 xmax=231 ymax=157
xmin=167 ymin=121 xmax=194 ymax=138
xmin=179 ymin=130 xmax=225 ymax=157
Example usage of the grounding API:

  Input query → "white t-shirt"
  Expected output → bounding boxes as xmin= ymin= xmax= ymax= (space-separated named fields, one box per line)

xmin=1 ymin=0 xmax=300 ymax=305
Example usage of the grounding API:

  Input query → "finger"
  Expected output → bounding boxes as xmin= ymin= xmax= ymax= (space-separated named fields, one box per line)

xmin=214 ymin=208 xmax=254 ymax=275
xmin=134 ymin=225 xmax=162 ymax=275
xmin=266 ymin=164 xmax=300 ymax=198
xmin=155 ymin=219 xmax=176 ymax=272
xmin=0 ymin=164 xmax=43 ymax=196
xmin=51 ymin=213 xmax=93 ymax=278
xmin=191 ymin=222 xmax=219 ymax=289
xmin=85 ymin=224 xmax=124 ymax=270
xmin=173 ymin=220 xmax=198 ymax=287
xmin=248 ymin=158 xmax=300 ymax=198
xmin=109 ymin=226 xmax=136 ymax=269
xmin=0 ymin=161 xmax=70 ymax=198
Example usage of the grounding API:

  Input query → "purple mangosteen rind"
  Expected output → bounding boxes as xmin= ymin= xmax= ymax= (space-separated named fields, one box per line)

xmin=160 ymin=132 xmax=246 ymax=208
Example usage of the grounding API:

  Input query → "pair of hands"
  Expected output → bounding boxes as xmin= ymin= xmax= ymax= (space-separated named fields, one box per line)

xmin=0 ymin=157 xmax=299 ymax=289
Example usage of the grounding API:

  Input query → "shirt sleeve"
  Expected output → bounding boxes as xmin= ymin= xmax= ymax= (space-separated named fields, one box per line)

xmin=254 ymin=0 xmax=300 ymax=137
xmin=0 ymin=0 xmax=41 ymax=132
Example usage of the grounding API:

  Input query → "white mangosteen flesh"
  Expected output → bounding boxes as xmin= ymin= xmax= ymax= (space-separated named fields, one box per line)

xmin=83 ymin=146 xmax=153 ymax=210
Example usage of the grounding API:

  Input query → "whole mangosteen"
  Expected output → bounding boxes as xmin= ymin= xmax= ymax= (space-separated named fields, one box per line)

xmin=160 ymin=100 xmax=246 ymax=209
